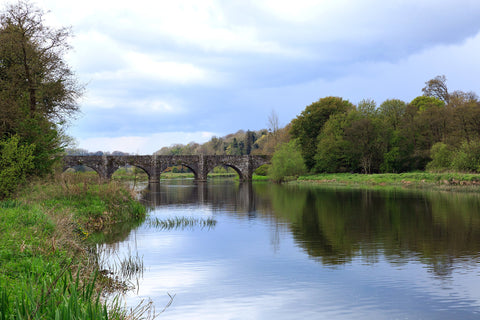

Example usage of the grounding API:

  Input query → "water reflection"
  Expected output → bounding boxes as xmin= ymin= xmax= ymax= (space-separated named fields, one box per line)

xmin=140 ymin=181 xmax=480 ymax=276
xmin=260 ymin=185 xmax=480 ymax=275
xmin=106 ymin=180 xmax=480 ymax=319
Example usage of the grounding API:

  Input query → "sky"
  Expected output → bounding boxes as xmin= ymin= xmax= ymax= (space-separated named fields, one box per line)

xmin=17 ymin=0 xmax=480 ymax=154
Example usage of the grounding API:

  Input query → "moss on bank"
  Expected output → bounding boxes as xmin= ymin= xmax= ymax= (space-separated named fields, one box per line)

xmin=0 ymin=174 xmax=147 ymax=319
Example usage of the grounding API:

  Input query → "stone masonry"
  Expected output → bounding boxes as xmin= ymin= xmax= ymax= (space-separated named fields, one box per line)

xmin=63 ymin=155 xmax=271 ymax=183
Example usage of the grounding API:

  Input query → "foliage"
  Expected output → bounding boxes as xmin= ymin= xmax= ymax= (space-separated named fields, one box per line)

xmin=451 ymin=139 xmax=480 ymax=172
xmin=315 ymin=112 xmax=352 ymax=173
xmin=0 ymin=135 xmax=34 ymax=199
xmin=315 ymin=109 xmax=389 ymax=174
xmin=426 ymin=142 xmax=453 ymax=172
xmin=357 ymin=98 xmax=377 ymax=117
xmin=155 ymin=129 xmax=268 ymax=156
xmin=410 ymin=96 xmax=445 ymax=112
xmin=0 ymin=1 xmax=81 ymax=178
xmin=290 ymin=96 xmax=354 ymax=170
xmin=269 ymin=140 xmax=306 ymax=182
xmin=378 ymin=99 xmax=406 ymax=130
xmin=254 ymin=164 xmax=270 ymax=176
xmin=0 ymin=175 xmax=147 ymax=319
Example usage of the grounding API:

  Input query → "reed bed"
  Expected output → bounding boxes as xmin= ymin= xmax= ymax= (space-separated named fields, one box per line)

xmin=147 ymin=216 xmax=217 ymax=230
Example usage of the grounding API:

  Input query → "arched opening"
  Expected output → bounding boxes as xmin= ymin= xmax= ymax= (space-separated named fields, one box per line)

xmin=112 ymin=165 xmax=149 ymax=182
xmin=208 ymin=164 xmax=241 ymax=180
xmin=62 ymin=165 xmax=101 ymax=183
xmin=161 ymin=164 xmax=196 ymax=180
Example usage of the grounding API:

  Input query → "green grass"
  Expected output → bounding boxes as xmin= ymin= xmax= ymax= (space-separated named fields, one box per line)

xmin=296 ymin=172 xmax=480 ymax=191
xmin=0 ymin=175 xmax=148 ymax=319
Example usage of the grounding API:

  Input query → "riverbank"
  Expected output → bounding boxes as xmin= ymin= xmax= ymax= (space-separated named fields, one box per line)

xmin=0 ymin=174 xmax=147 ymax=319
xmin=295 ymin=172 xmax=480 ymax=191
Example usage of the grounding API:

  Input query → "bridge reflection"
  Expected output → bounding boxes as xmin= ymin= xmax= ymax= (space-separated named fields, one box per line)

xmin=140 ymin=181 xmax=262 ymax=214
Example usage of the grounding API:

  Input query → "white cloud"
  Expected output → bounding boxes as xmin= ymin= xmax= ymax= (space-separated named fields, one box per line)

xmin=124 ymin=52 xmax=210 ymax=84
xmin=77 ymin=131 xmax=217 ymax=154
xmin=34 ymin=0 xmax=480 ymax=149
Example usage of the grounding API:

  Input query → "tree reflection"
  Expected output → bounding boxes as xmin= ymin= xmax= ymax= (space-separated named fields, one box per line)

xmin=255 ymin=184 xmax=480 ymax=276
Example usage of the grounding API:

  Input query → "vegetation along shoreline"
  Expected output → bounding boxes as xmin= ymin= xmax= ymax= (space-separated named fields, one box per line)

xmin=0 ymin=174 xmax=150 ymax=319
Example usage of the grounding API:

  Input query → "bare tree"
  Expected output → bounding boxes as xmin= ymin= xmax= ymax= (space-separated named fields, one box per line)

xmin=268 ymin=109 xmax=280 ymax=135
xmin=422 ymin=75 xmax=449 ymax=104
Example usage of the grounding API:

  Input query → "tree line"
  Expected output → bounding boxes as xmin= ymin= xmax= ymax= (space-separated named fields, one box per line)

xmin=157 ymin=75 xmax=480 ymax=180
xmin=289 ymin=75 xmax=480 ymax=175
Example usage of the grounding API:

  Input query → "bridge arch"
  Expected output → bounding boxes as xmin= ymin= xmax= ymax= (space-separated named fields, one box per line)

xmin=159 ymin=162 xmax=198 ymax=180
xmin=63 ymin=154 xmax=271 ymax=182
xmin=111 ymin=164 xmax=150 ymax=181
xmin=63 ymin=164 xmax=102 ymax=179
xmin=158 ymin=156 xmax=201 ymax=181
xmin=207 ymin=162 xmax=245 ymax=180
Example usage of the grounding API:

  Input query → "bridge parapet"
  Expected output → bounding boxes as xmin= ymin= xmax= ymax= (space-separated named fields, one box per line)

xmin=63 ymin=154 xmax=271 ymax=182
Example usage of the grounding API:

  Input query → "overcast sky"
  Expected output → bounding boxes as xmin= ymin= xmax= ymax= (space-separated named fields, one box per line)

xmin=26 ymin=0 xmax=480 ymax=154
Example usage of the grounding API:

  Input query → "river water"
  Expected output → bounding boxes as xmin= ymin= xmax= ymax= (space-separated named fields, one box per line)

xmin=99 ymin=179 xmax=480 ymax=319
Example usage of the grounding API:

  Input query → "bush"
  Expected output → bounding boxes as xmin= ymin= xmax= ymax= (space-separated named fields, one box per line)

xmin=269 ymin=140 xmax=306 ymax=183
xmin=0 ymin=135 xmax=35 ymax=199
xmin=451 ymin=139 xmax=480 ymax=172
xmin=426 ymin=142 xmax=453 ymax=172
xmin=254 ymin=164 xmax=270 ymax=176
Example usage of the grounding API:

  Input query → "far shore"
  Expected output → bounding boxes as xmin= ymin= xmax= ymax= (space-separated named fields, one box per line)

xmin=292 ymin=172 xmax=480 ymax=192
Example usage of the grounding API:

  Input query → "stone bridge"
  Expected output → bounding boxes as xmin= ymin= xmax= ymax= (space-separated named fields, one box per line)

xmin=63 ymin=155 xmax=271 ymax=183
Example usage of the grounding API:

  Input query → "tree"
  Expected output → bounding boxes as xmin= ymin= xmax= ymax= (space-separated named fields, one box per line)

xmin=0 ymin=1 xmax=82 ymax=175
xmin=357 ymin=99 xmax=377 ymax=118
xmin=378 ymin=99 xmax=406 ymax=131
xmin=410 ymin=96 xmax=445 ymax=112
xmin=269 ymin=140 xmax=306 ymax=183
xmin=451 ymin=139 xmax=480 ymax=172
xmin=422 ymin=75 xmax=449 ymax=104
xmin=245 ymin=130 xmax=256 ymax=155
xmin=426 ymin=142 xmax=453 ymax=172
xmin=268 ymin=109 xmax=280 ymax=136
xmin=291 ymin=96 xmax=354 ymax=170
xmin=315 ymin=112 xmax=352 ymax=173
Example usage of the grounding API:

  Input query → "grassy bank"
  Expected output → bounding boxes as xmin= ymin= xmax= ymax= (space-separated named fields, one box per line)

xmin=0 ymin=174 xmax=147 ymax=319
xmin=296 ymin=172 xmax=480 ymax=191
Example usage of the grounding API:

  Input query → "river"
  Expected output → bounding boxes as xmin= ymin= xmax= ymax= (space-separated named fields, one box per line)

xmin=98 ymin=179 xmax=480 ymax=319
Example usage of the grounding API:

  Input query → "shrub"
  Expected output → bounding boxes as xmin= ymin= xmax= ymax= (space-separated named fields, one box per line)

xmin=451 ymin=139 xmax=480 ymax=172
xmin=426 ymin=142 xmax=453 ymax=172
xmin=254 ymin=164 xmax=270 ymax=176
xmin=269 ymin=140 xmax=306 ymax=183
xmin=0 ymin=135 xmax=35 ymax=199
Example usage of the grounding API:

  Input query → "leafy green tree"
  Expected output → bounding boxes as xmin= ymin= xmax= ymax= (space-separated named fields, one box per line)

xmin=357 ymin=99 xmax=377 ymax=118
xmin=449 ymin=92 xmax=480 ymax=144
xmin=410 ymin=96 xmax=445 ymax=112
xmin=269 ymin=140 xmax=306 ymax=182
xmin=378 ymin=99 xmax=406 ymax=130
xmin=315 ymin=112 xmax=353 ymax=172
xmin=0 ymin=135 xmax=34 ymax=199
xmin=291 ymin=96 xmax=354 ymax=170
xmin=344 ymin=116 xmax=388 ymax=173
xmin=0 ymin=1 xmax=82 ymax=176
